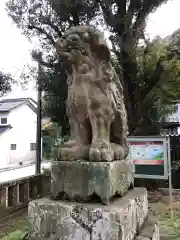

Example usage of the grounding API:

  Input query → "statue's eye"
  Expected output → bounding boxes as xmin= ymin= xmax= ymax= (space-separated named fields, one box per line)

xmin=68 ymin=34 xmax=79 ymax=42
xmin=83 ymin=33 xmax=89 ymax=42
xmin=72 ymin=38 xmax=78 ymax=42
xmin=71 ymin=37 xmax=79 ymax=42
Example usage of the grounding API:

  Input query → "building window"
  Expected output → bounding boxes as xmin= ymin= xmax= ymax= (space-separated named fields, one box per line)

xmin=1 ymin=118 xmax=7 ymax=124
xmin=10 ymin=144 xmax=16 ymax=150
xmin=30 ymin=143 xmax=36 ymax=151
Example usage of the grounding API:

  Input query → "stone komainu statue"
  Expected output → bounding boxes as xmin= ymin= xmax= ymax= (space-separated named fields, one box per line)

xmin=56 ymin=25 xmax=129 ymax=162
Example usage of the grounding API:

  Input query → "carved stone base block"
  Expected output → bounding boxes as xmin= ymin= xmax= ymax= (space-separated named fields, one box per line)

xmin=50 ymin=160 xmax=134 ymax=203
xmin=136 ymin=215 xmax=160 ymax=240
xmin=28 ymin=188 xmax=148 ymax=240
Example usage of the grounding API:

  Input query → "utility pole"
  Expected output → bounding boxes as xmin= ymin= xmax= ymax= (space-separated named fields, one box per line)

xmin=34 ymin=51 xmax=43 ymax=174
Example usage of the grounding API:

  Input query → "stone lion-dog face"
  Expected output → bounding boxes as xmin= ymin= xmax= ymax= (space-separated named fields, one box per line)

xmin=56 ymin=25 xmax=129 ymax=162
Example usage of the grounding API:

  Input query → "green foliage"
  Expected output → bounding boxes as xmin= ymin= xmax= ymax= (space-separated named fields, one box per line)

xmin=111 ymin=37 xmax=180 ymax=134
xmin=150 ymin=201 xmax=180 ymax=239
xmin=1 ymin=230 xmax=26 ymax=240
xmin=138 ymin=38 xmax=180 ymax=103
xmin=42 ymin=123 xmax=61 ymax=159
xmin=161 ymin=216 xmax=180 ymax=239
xmin=0 ymin=217 xmax=28 ymax=240
xmin=42 ymin=122 xmax=69 ymax=159
xmin=42 ymin=67 xmax=69 ymax=135
xmin=6 ymin=0 xmax=180 ymax=135
xmin=132 ymin=37 xmax=180 ymax=134
xmin=0 ymin=71 xmax=13 ymax=97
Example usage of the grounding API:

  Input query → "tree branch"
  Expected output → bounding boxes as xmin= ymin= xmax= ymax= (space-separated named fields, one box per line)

xmin=40 ymin=60 xmax=55 ymax=68
xmin=140 ymin=59 xmax=165 ymax=102
xmin=132 ymin=1 xmax=166 ymax=38
xmin=39 ymin=16 xmax=62 ymax=37
xmin=31 ymin=50 xmax=56 ymax=69
xmin=118 ymin=0 xmax=126 ymax=17
xmin=125 ymin=0 xmax=136 ymax=28
xmin=98 ymin=0 xmax=115 ymax=29
xmin=132 ymin=2 xmax=153 ymax=38
xmin=112 ymin=0 xmax=126 ymax=36
xmin=28 ymin=24 xmax=56 ymax=47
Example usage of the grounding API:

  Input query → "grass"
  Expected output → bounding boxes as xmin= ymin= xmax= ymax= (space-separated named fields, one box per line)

xmin=0 ymin=229 xmax=27 ymax=240
xmin=0 ymin=212 xmax=28 ymax=240
xmin=149 ymin=193 xmax=180 ymax=239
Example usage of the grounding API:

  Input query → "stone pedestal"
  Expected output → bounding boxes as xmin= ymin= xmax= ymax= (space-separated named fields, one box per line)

xmin=28 ymin=188 xmax=149 ymax=240
xmin=135 ymin=215 xmax=160 ymax=240
xmin=51 ymin=160 xmax=134 ymax=203
xmin=28 ymin=159 xmax=160 ymax=240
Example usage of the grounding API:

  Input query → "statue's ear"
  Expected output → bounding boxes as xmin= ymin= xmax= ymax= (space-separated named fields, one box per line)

xmin=91 ymin=33 xmax=111 ymax=62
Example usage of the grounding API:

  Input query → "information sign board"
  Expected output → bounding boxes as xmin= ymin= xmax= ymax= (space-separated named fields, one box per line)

xmin=127 ymin=136 xmax=169 ymax=180
xmin=127 ymin=136 xmax=173 ymax=218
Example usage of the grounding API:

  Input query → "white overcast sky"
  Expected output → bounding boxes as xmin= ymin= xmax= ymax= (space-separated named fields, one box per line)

xmin=0 ymin=0 xmax=180 ymax=101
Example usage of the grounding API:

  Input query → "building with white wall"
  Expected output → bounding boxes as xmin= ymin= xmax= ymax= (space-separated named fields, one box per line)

xmin=163 ymin=104 xmax=180 ymax=135
xmin=0 ymin=98 xmax=38 ymax=168
xmin=166 ymin=104 xmax=180 ymax=122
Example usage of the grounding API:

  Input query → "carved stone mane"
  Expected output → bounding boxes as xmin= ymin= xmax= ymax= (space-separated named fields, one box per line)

xmin=56 ymin=25 xmax=129 ymax=161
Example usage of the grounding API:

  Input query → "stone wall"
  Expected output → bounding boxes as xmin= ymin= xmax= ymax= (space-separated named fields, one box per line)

xmin=0 ymin=173 xmax=50 ymax=218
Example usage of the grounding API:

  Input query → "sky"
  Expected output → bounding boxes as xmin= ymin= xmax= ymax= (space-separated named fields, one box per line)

xmin=0 ymin=0 xmax=180 ymax=101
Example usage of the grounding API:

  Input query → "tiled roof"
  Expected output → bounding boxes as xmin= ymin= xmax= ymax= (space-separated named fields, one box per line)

xmin=0 ymin=98 xmax=37 ymax=113
xmin=0 ymin=125 xmax=12 ymax=134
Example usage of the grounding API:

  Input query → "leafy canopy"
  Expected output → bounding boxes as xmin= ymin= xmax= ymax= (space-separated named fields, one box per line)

xmin=5 ymin=0 xmax=180 ymax=135
xmin=0 ymin=71 xmax=13 ymax=97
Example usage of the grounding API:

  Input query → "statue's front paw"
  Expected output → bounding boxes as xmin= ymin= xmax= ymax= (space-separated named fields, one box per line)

xmin=89 ymin=140 xmax=114 ymax=162
xmin=63 ymin=140 xmax=77 ymax=148
xmin=111 ymin=143 xmax=125 ymax=160
xmin=57 ymin=147 xmax=72 ymax=161
xmin=57 ymin=145 xmax=89 ymax=161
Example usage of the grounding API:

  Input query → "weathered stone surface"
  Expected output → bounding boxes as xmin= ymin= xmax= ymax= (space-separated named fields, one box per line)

xmin=136 ymin=215 xmax=160 ymax=240
xmin=50 ymin=160 xmax=134 ymax=203
xmin=28 ymin=188 xmax=148 ymax=240
xmin=55 ymin=25 xmax=129 ymax=162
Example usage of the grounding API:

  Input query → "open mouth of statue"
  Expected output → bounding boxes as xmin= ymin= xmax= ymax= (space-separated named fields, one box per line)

xmin=58 ymin=49 xmax=70 ymax=59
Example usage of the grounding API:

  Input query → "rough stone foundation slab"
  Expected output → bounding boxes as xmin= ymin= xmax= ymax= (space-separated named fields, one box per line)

xmin=50 ymin=160 xmax=134 ymax=203
xmin=28 ymin=188 xmax=147 ymax=240
xmin=136 ymin=215 xmax=160 ymax=240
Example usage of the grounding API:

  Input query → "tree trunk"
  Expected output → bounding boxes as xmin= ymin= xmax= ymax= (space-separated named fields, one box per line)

xmin=120 ymin=36 xmax=141 ymax=135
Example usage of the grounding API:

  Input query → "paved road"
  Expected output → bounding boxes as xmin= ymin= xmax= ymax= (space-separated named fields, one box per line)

xmin=0 ymin=163 xmax=34 ymax=173
xmin=0 ymin=162 xmax=51 ymax=183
